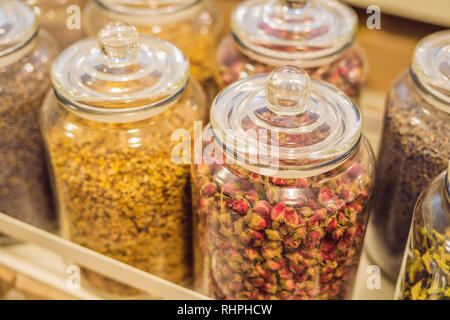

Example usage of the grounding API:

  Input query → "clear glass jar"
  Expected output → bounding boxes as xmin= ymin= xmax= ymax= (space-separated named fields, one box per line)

xmin=215 ymin=0 xmax=366 ymax=102
xmin=41 ymin=22 xmax=208 ymax=297
xmin=83 ymin=0 xmax=223 ymax=99
xmin=192 ymin=66 xmax=375 ymax=300
xmin=366 ymin=30 xmax=450 ymax=280
xmin=395 ymin=164 xmax=450 ymax=300
xmin=0 ymin=0 xmax=58 ymax=244
xmin=23 ymin=0 xmax=87 ymax=48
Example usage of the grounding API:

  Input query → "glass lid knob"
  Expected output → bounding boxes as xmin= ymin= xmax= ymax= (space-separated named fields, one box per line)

xmin=98 ymin=22 xmax=140 ymax=66
xmin=266 ymin=66 xmax=311 ymax=115
xmin=280 ymin=0 xmax=308 ymax=9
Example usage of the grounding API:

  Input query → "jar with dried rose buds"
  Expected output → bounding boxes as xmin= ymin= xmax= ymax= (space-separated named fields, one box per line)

xmin=366 ymin=30 xmax=450 ymax=281
xmin=0 ymin=0 xmax=58 ymax=244
xmin=41 ymin=22 xmax=208 ymax=297
xmin=395 ymin=163 xmax=450 ymax=300
xmin=192 ymin=66 xmax=375 ymax=300
xmin=215 ymin=0 xmax=366 ymax=102
xmin=83 ymin=0 xmax=223 ymax=100
xmin=23 ymin=0 xmax=87 ymax=48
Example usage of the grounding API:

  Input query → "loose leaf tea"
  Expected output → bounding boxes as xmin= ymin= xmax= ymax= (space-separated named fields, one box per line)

xmin=369 ymin=71 xmax=450 ymax=278
xmin=215 ymin=36 xmax=365 ymax=101
xmin=43 ymin=82 xmax=206 ymax=296
xmin=192 ymin=142 xmax=374 ymax=300
xmin=0 ymin=30 xmax=58 ymax=242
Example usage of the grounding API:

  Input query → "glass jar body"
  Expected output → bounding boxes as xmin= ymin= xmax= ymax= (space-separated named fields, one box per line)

xmin=23 ymin=0 xmax=87 ymax=49
xmin=0 ymin=30 xmax=58 ymax=244
xmin=41 ymin=80 xmax=207 ymax=297
xmin=366 ymin=71 xmax=450 ymax=280
xmin=216 ymin=36 xmax=366 ymax=102
xmin=395 ymin=171 xmax=449 ymax=300
xmin=192 ymin=127 xmax=375 ymax=300
xmin=83 ymin=0 xmax=223 ymax=98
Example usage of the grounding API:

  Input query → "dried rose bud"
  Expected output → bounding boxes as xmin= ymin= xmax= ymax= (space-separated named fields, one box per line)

xmin=309 ymin=229 xmax=325 ymax=240
xmin=231 ymin=199 xmax=249 ymax=215
xmin=292 ymin=226 xmax=307 ymax=240
xmin=261 ymin=247 xmax=276 ymax=260
xmin=254 ymin=200 xmax=272 ymax=217
xmin=306 ymin=199 xmax=320 ymax=209
xmin=264 ymin=283 xmax=279 ymax=294
xmin=284 ymin=236 xmax=301 ymax=250
xmin=270 ymin=177 xmax=288 ymax=186
xmin=239 ymin=230 xmax=251 ymax=245
xmin=298 ymin=206 xmax=313 ymax=218
xmin=318 ymin=186 xmax=336 ymax=205
xmin=338 ymin=212 xmax=350 ymax=225
xmin=296 ymin=178 xmax=310 ymax=188
xmin=244 ymin=247 xmax=262 ymax=261
xmin=285 ymin=207 xmax=300 ymax=228
xmin=321 ymin=241 xmax=337 ymax=252
xmin=281 ymin=279 xmax=296 ymax=291
xmin=251 ymin=277 xmax=266 ymax=287
xmin=245 ymin=190 xmax=258 ymax=204
xmin=271 ymin=202 xmax=287 ymax=223
xmin=278 ymin=268 xmax=294 ymax=280
xmin=265 ymin=259 xmax=283 ymax=271
xmin=325 ymin=218 xmax=337 ymax=232
xmin=250 ymin=230 xmax=265 ymax=245
xmin=249 ymin=172 xmax=262 ymax=183
xmin=265 ymin=229 xmax=282 ymax=241
xmin=240 ymin=180 xmax=253 ymax=191
xmin=246 ymin=213 xmax=268 ymax=230
xmin=325 ymin=203 xmax=338 ymax=215
xmin=348 ymin=163 xmax=363 ymax=178
xmin=201 ymin=183 xmax=217 ymax=196
xmin=256 ymin=264 xmax=271 ymax=278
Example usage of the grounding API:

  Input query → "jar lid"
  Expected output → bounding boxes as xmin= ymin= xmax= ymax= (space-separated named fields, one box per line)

xmin=412 ymin=30 xmax=450 ymax=106
xmin=52 ymin=22 xmax=189 ymax=112
xmin=210 ymin=66 xmax=361 ymax=176
xmin=0 ymin=0 xmax=37 ymax=57
xmin=95 ymin=0 xmax=199 ymax=15
xmin=231 ymin=0 xmax=357 ymax=63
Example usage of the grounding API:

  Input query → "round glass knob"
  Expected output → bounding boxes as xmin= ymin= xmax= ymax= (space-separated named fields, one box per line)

xmin=266 ymin=66 xmax=311 ymax=115
xmin=97 ymin=22 xmax=140 ymax=65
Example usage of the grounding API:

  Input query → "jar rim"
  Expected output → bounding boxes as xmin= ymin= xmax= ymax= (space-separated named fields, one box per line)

xmin=94 ymin=0 xmax=201 ymax=16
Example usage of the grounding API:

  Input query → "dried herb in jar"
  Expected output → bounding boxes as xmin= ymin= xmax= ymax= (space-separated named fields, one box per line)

xmin=0 ymin=1 xmax=58 ymax=242
xmin=216 ymin=36 xmax=365 ymax=101
xmin=400 ymin=227 xmax=450 ymax=300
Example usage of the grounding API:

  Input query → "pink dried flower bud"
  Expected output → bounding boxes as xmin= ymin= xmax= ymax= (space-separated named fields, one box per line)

xmin=325 ymin=218 xmax=337 ymax=232
xmin=309 ymin=229 xmax=325 ymax=240
xmin=278 ymin=268 xmax=294 ymax=280
xmin=250 ymin=230 xmax=265 ymax=244
xmin=295 ymin=178 xmax=310 ymax=188
xmin=299 ymin=206 xmax=314 ymax=217
xmin=318 ymin=186 xmax=336 ymax=205
xmin=249 ymin=172 xmax=262 ymax=183
xmin=265 ymin=229 xmax=282 ymax=241
xmin=201 ymin=183 xmax=217 ymax=196
xmin=231 ymin=199 xmax=249 ymax=215
xmin=254 ymin=200 xmax=272 ymax=217
xmin=264 ymin=283 xmax=279 ymax=294
xmin=325 ymin=203 xmax=338 ymax=215
xmin=285 ymin=207 xmax=300 ymax=228
xmin=270 ymin=177 xmax=288 ymax=186
xmin=348 ymin=162 xmax=363 ymax=178
xmin=256 ymin=264 xmax=271 ymax=278
xmin=245 ymin=190 xmax=258 ymax=204
xmin=284 ymin=237 xmax=301 ymax=250
xmin=244 ymin=247 xmax=261 ymax=261
xmin=292 ymin=226 xmax=307 ymax=240
xmin=321 ymin=241 xmax=337 ymax=252
xmin=261 ymin=247 xmax=276 ymax=260
xmin=281 ymin=279 xmax=296 ymax=291
xmin=265 ymin=259 xmax=283 ymax=271
xmin=239 ymin=231 xmax=251 ymax=245
xmin=271 ymin=202 xmax=287 ymax=223
xmin=247 ymin=213 xmax=268 ymax=230
xmin=332 ymin=228 xmax=344 ymax=240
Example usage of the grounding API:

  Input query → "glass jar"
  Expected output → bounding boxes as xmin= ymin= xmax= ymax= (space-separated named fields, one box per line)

xmin=192 ymin=66 xmax=375 ymax=300
xmin=395 ymin=164 xmax=450 ymax=300
xmin=215 ymin=0 xmax=366 ymax=102
xmin=0 ymin=0 xmax=58 ymax=243
xmin=41 ymin=22 xmax=208 ymax=297
xmin=23 ymin=0 xmax=87 ymax=49
xmin=83 ymin=0 xmax=223 ymax=99
xmin=366 ymin=30 xmax=450 ymax=280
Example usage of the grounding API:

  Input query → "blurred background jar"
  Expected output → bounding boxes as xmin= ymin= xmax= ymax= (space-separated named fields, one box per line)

xmin=23 ymin=0 xmax=87 ymax=48
xmin=83 ymin=0 xmax=223 ymax=100
xmin=395 ymin=163 xmax=450 ymax=300
xmin=215 ymin=0 xmax=367 ymax=102
xmin=366 ymin=30 xmax=450 ymax=280
xmin=41 ymin=22 xmax=207 ymax=297
xmin=192 ymin=66 xmax=375 ymax=300
xmin=0 ymin=0 xmax=58 ymax=244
